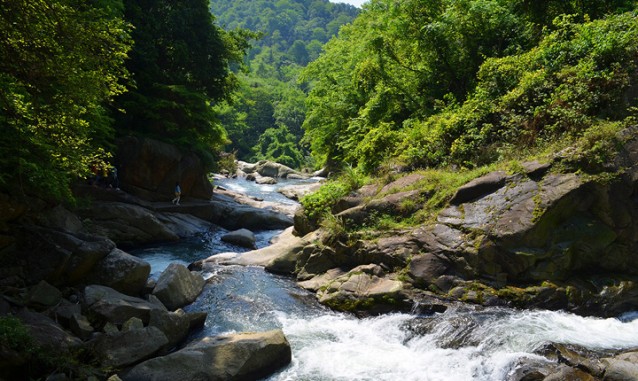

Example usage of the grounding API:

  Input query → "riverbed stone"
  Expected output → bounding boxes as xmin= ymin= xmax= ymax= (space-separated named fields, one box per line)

xmin=87 ymin=248 xmax=151 ymax=296
xmin=91 ymin=326 xmax=169 ymax=368
xmin=152 ymin=263 xmax=205 ymax=311
xmin=26 ymin=280 xmax=62 ymax=309
xmin=84 ymin=285 xmax=166 ymax=325
xmin=122 ymin=329 xmax=292 ymax=381
xmin=601 ymin=352 xmax=638 ymax=381
xmin=221 ymin=228 xmax=257 ymax=249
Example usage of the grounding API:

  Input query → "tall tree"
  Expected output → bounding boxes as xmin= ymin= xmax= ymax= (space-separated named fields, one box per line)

xmin=0 ymin=0 xmax=131 ymax=199
xmin=115 ymin=0 xmax=249 ymax=165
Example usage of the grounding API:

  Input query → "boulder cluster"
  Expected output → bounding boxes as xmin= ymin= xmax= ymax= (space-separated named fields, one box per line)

xmin=0 ymin=144 xmax=296 ymax=379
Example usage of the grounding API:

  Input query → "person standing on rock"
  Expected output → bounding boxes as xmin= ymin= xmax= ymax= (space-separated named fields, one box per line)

xmin=172 ymin=182 xmax=181 ymax=205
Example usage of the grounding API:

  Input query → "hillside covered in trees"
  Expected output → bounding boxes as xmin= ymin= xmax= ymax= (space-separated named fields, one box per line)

xmin=302 ymin=0 xmax=638 ymax=174
xmin=210 ymin=0 xmax=359 ymax=168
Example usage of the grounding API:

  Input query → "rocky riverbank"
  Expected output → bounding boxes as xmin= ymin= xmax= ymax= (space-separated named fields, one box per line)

xmin=192 ymin=132 xmax=638 ymax=380
xmin=0 ymin=170 xmax=297 ymax=379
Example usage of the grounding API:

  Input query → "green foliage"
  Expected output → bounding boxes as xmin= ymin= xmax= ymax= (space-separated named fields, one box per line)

xmin=302 ymin=0 xmax=638 ymax=173
xmin=0 ymin=0 xmax=131 ymax=200
xmin=210 ymin=0 xmax=359 ymax=168
xmin=0 ymin=316 xmax=98 ymax=379
xmin=301 ymin=181 xmax=351 ymax=221
xmin=115 ymin=0 xmax=248 ymax=167
xmin=0 ymin=316 xmax=34 ymax=354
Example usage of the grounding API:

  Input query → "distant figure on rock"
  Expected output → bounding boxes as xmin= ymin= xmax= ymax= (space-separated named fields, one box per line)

xmin=172 ymin=182 xmax=181 ymax=205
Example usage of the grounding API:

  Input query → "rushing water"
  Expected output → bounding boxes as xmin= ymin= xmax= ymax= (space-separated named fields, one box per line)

xmin=133 ymin=177 xmax=638 ymax=381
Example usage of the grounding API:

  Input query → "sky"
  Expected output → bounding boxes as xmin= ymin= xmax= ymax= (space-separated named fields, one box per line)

xmin=330 ymin=0 xmax=368 ymax=8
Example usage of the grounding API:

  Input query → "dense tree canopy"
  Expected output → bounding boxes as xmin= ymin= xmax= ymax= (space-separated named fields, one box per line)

xmin=114 ymin=0 xmax=249 ymax=166
xmin=210 ymin=0 xmax=359 ymax=168
xmin=0 ymin=0 xmax=131 ymax=199
xmin=302 ymin=0 xmax=638 ymax=172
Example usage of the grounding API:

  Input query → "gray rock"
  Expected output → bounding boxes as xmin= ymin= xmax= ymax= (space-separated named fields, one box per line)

xmin=19 ymin=227 xmax=115 ymax=286
xmin=84 ymin=285 xmax=166 ymax=325
xmin=148 ymin=309 xmax=193 ymax=350
xmin=122 ymin=317 xmax=144 ymax=332
xmin=408 ymin=253 xmax=451 ymax=287
xmin=221 ymin=228 xmax=257 ymax=249
xmin=69 ymin=313 xmax=94 ymax=341
xmin=256 ymin=176 xmax=277 ymax=185
xmin=155 ymin=212 xmax=211 ymax=238
xmin=602 ymin=352 xmax=638 ymax=381
xmin=87 ymin=248 xmax=151 ymax=296
xmin=91 ymin=326 xmax=168 ymax=368
xmin=80 ymin=202 xmax=179 ymax=246
xmin=123 ymin=329 xmax=292 ymax=381
xmin=152 ymin=264 xmax=205 ymax=311
xmin=449 ymin=171 xmax=508 ymax=205
xmin=16 ymin=310 xmax=82 ymax=350
xmin=116 ymin=136 xmax=213 ymax=201
xmin=26 ymin=280 xmax=62 ymax=309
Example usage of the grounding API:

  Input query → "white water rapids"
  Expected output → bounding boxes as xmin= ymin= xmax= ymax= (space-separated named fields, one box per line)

xmin=269 ymin=308 xmax=638 ymax=381
xmin=133 ymin=177 xmax=638 ymax=381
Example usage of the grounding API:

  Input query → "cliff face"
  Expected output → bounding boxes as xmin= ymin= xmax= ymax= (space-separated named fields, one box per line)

xmin=116 ymin=136 xmax=213 ymax=202
xmin=290 ymin=128 xmax=638 ymax=317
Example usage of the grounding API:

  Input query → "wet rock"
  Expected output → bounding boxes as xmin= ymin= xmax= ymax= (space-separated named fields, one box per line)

xmin=152 ymin=263 xmax=205 ymax=311
xmin=256 ymin=176 xmax=277 ymax=185
xmin=221 ymin=228 xmax=257 ymax=249
xmin=155 ymin=212 xmax=211 ymax=238
xmin=317 ymin=265 xmax=408 ymax=313
xmin=601 ymin=351 xmax=638 ymax=381
xmin=122 ymin=329 xmax=292 ymax=381
xmin=87 ymin=248 xmax=150 ymax=296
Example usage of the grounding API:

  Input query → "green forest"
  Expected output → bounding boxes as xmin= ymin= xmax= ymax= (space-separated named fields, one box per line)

xmin=210 ymin=0 xmax=359 ymax=168
xmin=1 ymin=0 xmax=638 ymax=203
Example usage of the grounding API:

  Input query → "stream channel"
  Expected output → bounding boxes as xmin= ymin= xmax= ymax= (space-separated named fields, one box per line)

xmin=132 ymin=177 xmax=638 ymax=381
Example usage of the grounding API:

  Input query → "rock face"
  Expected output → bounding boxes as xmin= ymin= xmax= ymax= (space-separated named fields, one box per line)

xmin=289 ymin=128 xmax=638 ymax=316
xmin=152 ymin=263 xmax=206 ymax=311
xmin=117 ymin=136 xmax=213 ymax=201
xmin=123 ymin=329 xmax=292 ymax=381
xmin=84 ymin=285 xmax=167 ymax=325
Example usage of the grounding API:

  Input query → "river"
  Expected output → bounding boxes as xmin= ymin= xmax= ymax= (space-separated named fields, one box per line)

xmin=132 ymin=177 xmax=638 ymax=381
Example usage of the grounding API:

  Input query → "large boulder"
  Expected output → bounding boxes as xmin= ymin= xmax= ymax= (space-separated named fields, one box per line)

xmin=84 ymin=285 xmax=166 ymax=325
xmin=116 ymin=136 xmax=213 ymax=201
xmin=165 ymin=199 xmax=293 ymax=231
xmin=316 ymin=264 xmax=409 ymax=313
xmin=79 ymin=202 xmax=179 ymax=247
xmin=91 ymin=326 xmax=169 ymax=368
xmin=152 ymin=263 xmax=205 ymax=311
xmin=221 ymin=228 xmax=257 ymax=249
xmin=238 ymin=160 xmax=303 ymax=179
xmin=122 ymin=330 xmax=292 ymax=381
xmin=87 ymin=248 xmax=151 ymax=296
xmin=16 ymin=227 xmax=115 ymax=286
